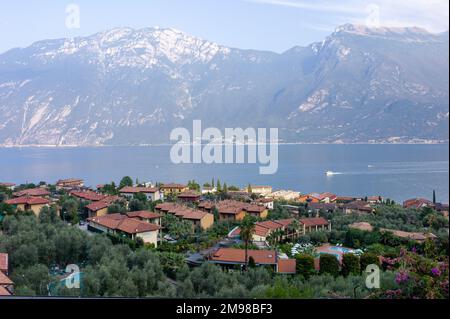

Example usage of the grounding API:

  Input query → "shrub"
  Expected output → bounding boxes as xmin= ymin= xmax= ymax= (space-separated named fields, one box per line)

xmin=295 ymin=254 xmax=316 ymax=278
xmin=360 ymin=253 xmax=380 ymax=272
xmin=341 ymin=254 xmax=360 ymax=276
xmin=319 ymin=254 xmax=340 ymax=276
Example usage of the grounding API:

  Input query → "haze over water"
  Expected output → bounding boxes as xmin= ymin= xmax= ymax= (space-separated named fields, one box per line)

xmin=0 ymin=144 xmax=448 ymax=203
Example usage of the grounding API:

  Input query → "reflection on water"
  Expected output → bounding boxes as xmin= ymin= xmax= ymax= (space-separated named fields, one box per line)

xmin=0 ymin=144 xmax=448 ymax=202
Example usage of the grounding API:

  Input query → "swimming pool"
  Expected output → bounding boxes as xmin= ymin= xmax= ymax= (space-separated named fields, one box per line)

xmin=329 ymin=246 xmax=353 ymax=254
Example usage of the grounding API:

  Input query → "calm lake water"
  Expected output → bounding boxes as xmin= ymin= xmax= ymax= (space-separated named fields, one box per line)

xmin=0 ymin=144 xmax=448 ymax=203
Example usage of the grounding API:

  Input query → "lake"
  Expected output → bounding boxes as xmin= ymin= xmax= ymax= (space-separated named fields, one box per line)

xmin=0 ymin=144 xmax=448 ymax=203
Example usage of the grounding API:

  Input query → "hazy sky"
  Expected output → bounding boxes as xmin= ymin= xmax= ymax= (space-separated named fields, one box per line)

xmin=0 ymin=0 xmax=448 ymax=54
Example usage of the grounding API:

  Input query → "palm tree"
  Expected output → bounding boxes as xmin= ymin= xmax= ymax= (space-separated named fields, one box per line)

xmin=240 ymin=215 xmax=256 ymax=271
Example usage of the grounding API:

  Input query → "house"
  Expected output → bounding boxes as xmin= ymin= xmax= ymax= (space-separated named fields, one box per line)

xmin=126 ymin=211 xmax=162 ymax=225
xmin=202 ymin=186 xmax=217 ymax=194
xmin=254 ymin=198 xmax=274 ymax=210
xmin=176 ymin=210 xmax=214 ymax=230
xmin=227 ymin=191 xmax=252 ymax=201
xmin=298 ymin=194 xmax=320 ymax=203
xmin=119 ymin=186 xmax=164 ymax=202
xmin=85 ymin=201 xmax=110 ymax=218
xmin=335 ymin=196 xmax=360 ymax=204
xmin=267 ymin=190 xmax=300 ymax=201
xmin=215 ymin=200 xmax=248 ymax=221
xmin=159 ymin=183 xmax=188 ymax=195
xmin=380 ymin=229 xmax=438 ymax=243
xmin=70 ymin=190 xmax=107 ymax=202
xmin=244 ymin=204 xmax=269 ymax=219
xmin=249 ymin=186 xmax=273 ymax=196
xmin=87 ymin=214 xmax=161 ymax=247
xmin=342 ymin=201 xmax=374 ymax=214
xmin=13 ymin=188 xmax=50 ymax=198
xmin=208 ymin=248 xmax=295 ymax=273
xmin=0 ymin=253 xmax=13 ymax=296
xmin=348 ymin=222 xmax=438 ymax=244
xmin=56 ymin=178 xmax=84 ymax=190
xmin=403 ymin=198 xmax=433 ymax=209
xmin=155 ymin=202 xmax=214 ymax=230
xmin=214 ymin=200 xmax=269 ymax=220
xmin=318 ymin=192 xmax=337 ymax=203
xmin=277 ymin=259 xmax=297 ymax=274
xmin=229 ymin=219 xmax=294 ymax=242
xmin=0 ymin=253 xmax=7 ymax=274
xmin=0 ymin=183 xmax=16 ymax=191
xmin=300 ymin=217 xmax=331 ymax=233
xmin=177 ymin=191 xmax=201 ymax=203
xmin=198 ymin=201 xmax=215 ymax=214
xmin=306 ymin=202 xmax=338 ymax=214
xmin=229 ymin=217 xmax=330 ymax=243
xmin=367 ymin=196 xmax=383 ymax=204
xmin=5 ymin=196 xmax=50 ymax=216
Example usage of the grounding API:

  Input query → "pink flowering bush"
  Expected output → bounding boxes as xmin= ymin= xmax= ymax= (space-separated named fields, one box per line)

xmin=377 ymin=248 xmax=449 ymax=299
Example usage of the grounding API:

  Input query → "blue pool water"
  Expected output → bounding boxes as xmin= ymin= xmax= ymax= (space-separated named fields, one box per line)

xmin=329 ymin=246 xmax=353 ymax=254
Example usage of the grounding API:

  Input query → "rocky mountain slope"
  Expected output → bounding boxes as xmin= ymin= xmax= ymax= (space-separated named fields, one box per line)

xmin=0 ymin=24 xmax=448 ymax=146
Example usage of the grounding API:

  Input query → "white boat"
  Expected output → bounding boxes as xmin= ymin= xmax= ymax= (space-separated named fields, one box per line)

xmin=326 ymin=171 xmax=335 ymax=176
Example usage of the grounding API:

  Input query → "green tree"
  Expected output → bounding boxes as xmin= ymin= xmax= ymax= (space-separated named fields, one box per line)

xmin=319 ymin=254 xmax=340 ymax=276
xmin=248 ymin=256 xmax=256 ymax=268
xmin=119 ymin=176 xmax=133 ymax=189
xmin=341 ymin=254 xmax=360 ymax=276
xmin=360 ymin=253 xmax=380 ymax=272
xmin=240 ymin=215 xmax=256 ymax=271
xmin=295 ymin=254 xmax=316 ymax=278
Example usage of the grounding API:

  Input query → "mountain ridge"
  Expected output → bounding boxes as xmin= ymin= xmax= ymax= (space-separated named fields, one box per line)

xmin=0 ymin=24 xmax=448 ymax=146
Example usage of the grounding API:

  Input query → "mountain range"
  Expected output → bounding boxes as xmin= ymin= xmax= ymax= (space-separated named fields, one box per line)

xmin=0 ymin=24 xmax=448 ymax=146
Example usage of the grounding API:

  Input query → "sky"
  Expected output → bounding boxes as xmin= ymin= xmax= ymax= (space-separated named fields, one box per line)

xmin=0 ymin=0 xmax=448 ymax=54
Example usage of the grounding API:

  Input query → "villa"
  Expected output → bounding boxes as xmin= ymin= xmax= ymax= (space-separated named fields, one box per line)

xmin=0 ymin=183 xmax=16 ymax=191
xmin=56 ymin=178 xmax=84 ymax=190
xmin=229 ymin=217 xmax=331 ymax=243
xmin=87 ymin=214 xmax=161 ymax=246
xmin=254 ymin=198 xmax=274 ymax=210
xmin=208 ymin=248 xmax=296 ymax=273
xmin=266 ymin=190 xmax=300 ymax=201
xmin=155 ymin=202 xmax=214 ymax=230
xmin=177 ymin=191 xmax=201 ymax=203
xmin=0 ymin=253 xmax=13 ymax=296
xmin=159 ymin=183 xmax=189 ymax=195
xmin=249 ymin=185 xmax=273 ymax=196
xmin=70 ymin=190 xmax=107 ymax=202
xmin=126 ymin=211 xmax=162 ymax=225
xmin=119 ymin=186 xmax=164 ymax=202
xmin=5 ymin=196 xmax=50 ymax=216
xmin=13 ymin=188 xmax=50 ymax=198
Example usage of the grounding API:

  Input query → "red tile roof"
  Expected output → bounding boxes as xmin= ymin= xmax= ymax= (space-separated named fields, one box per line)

xmin=71 ymin=191 xmax=106 ymax=201
xmin=119 ymin=186 xmax=159 ymax=194
xmin=277 ymin=259 xmax=297 ymax=274
xmin=210 ymin=248 xmax=277 ymax=265
xmin=299 ymin=217 xmax=329 ymax=227
xmin=177 ymin=191 xmax=201 ymax=199
xmin=403 ymin=198 xmax=433 ymax=209
xmin=56 ymin=178 xmax=83 ymax=185
xmin=0 ymin=253 xmax=8 ymax=274
xmin=5 ymin=196 xmax=50 ymax=205
xmin=85 ymin=201 xmax=110 ymax=212
xmin=0 ymin=271 xmax=13 ymax=285
xmin=116 ymin=218 xmax=161 ymax=234
xmin=0 ymin=285 xmax=12 ymax=296
xmin=0 ymin=183 xmax=15 ymax=187
xmin=13 ymin=188 xmax=50 ymax=197
xmin=160 ymin=183 xmax=188 ymax=189
xmin=126 ymin=211 xmax=162 ymax=220
xmin=87 ymin=214 xmax=160 ymax=234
